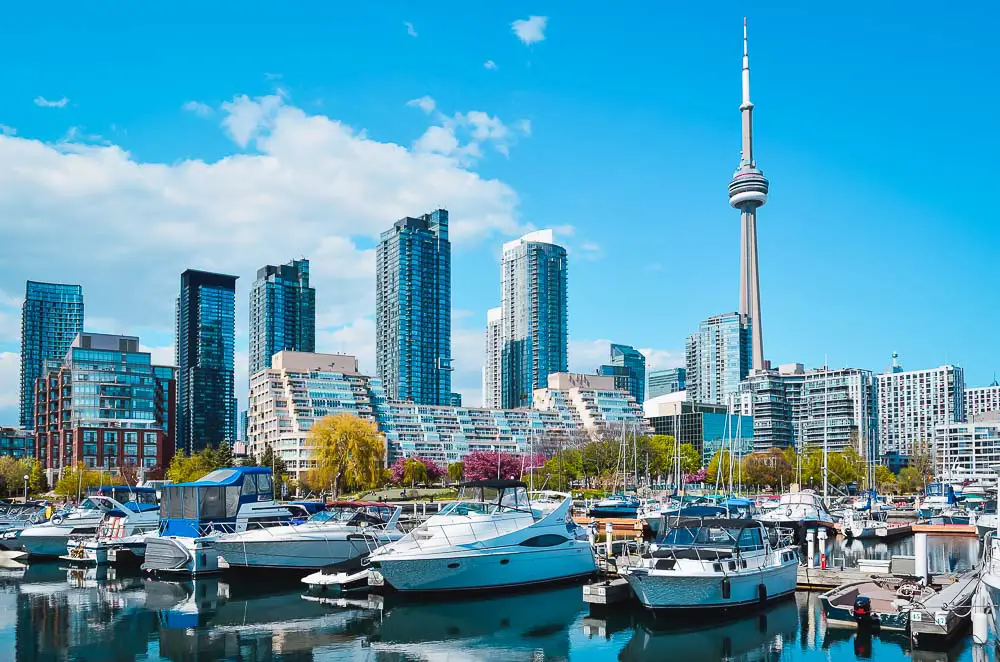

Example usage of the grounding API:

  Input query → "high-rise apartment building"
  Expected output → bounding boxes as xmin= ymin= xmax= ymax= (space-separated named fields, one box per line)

xmin=685 ymin=312 xmax=750 ymax=406
xmin=0 ymin=427 xmax=33 ymax=459
xmin=20 ymin=281 xmax=84 ymax=430
xmin=483 ymin=307 xmax=503 ymax=408
xmin=376 ymin=209 xmax=451 ymax=405
xmin=877 ymin=363 xmax=965 ymax=459
xmin=176 ymin=269 xmax=238 ymax=454
xmin=966 ymin=383 xmax=1000 ymax=421
xmin=500 ymin=230 xmax=568 ymax=409
xmin=645 ymin=396 xmax=753 ymax=465
xmin=33 ymin=333 xmax=176 ymax=479
xmin=934 ymin=416 xmax=1000 ymax=483
xmin=608 ymin=343 xmax=646 ymax=404
xmin=249 ymin=258 xmax=315 ymax=377
xmin=532 ymin=372 xmax=651 ymax=439
xmin=648 ymin=368 xmax=686 ymax=399
xmin=738 ymin=367 xmax=796 ymax=450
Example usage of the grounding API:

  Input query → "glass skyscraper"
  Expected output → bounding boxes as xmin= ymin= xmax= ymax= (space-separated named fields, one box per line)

xmin=685 ymin=312 xmax=750 ymax=406
xmin=249 ymin=258 xmax=315 ymax=377
xmin=648 ymin=367 xmax=686 ymax=399
xmin=609 ymin=343 xmax=646 ymax=403
xmin=500 ymin=230 xmax=568 ymax=409
xmin=176 ymin=269 xmax=238 ymax=453
xmin=376 ymin=209 xmax=452 ymax=405
xmin=20 ymin=281 xmax=84 ymax=430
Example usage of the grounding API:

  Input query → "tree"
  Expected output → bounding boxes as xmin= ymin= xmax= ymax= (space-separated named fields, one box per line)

xmin=536 ymin=449 xmax=582 ymax=491
xmin=29 ymin=460 xmax=48 ymax=495
xmin=447 ymin=461 xmax=464 ymax=484
xmin=308 ymin=414 xmax=386 ymax=498
xmin=706 ymin=450 xmax=735 ymax=487
xmin=216 ymin=441 xmax=234 ymax=468
xmin=874 ymin=465 xmax=896 ymax=492
xmin=678 ymin=444 xmax=701 ymax=474
xmin=53 ymin=464 xmax=105 ymax=498
xmin=580 ymin=438 xmax=618 ymax=487
xmin=258 ymin=444 xmax=288 ymax=478
xmin=462 ymin=451 xmax=524 ymax=481
xmin=897 ymin=467 xmax=924 ymax=493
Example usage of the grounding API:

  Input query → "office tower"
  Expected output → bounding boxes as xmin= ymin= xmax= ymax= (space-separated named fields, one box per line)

xmin=33 ymin=332 xmax=176 ymax=477
xmin=597 ymin=364 xmax=633 ymax=396
xmin=685 ymin=312 xmax=750 ymax=406
xmin=20 ymin=281 xmax=84 ymax=429
xmin=728 ymin=19 xmax=770 ymax=373
xmin=877 ymin=363 xmax=965 ymax=460
xmin=610 ymin=343 xmax=646 ymax=403
xmin=645 ymin=397 xmax=753 ymax=465
xmin=176 ymin=269 xmax=238 ymax=454
xmin=249 ymin=258 xmax=315 ymax=376
xmin=648 ymin=367 xmax=686 ymax=399
xmin=376 ymin=209 xmax=452 ymax=405
xmin=500 ymin=230 xmax=568 ymax=408
xmin=966 ymin=382 xmax=1000 ymax=421
xmin=483 ymin=307 xmax=503 ymax=408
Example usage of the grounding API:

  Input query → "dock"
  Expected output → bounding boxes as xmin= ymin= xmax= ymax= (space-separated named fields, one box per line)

xmin=911 ymin=523 xmax=977 ymax=536
xmin=908 ymin=570 xmax=979 ymax=646
xmin=582 ymin=577 xmax=633 ymax=606
xmin=797 ymin=565 xmax=959 ymax=591
xmin=573 ymin=516 xmax=644 ymax=532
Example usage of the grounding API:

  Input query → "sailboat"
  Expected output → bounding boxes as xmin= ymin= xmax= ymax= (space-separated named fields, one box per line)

xmin=588 ymin=421 xmax=642 ymax=518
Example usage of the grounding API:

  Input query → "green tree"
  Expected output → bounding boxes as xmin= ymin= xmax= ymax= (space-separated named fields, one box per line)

xmin=53 ymin=464 xmax=105 ymax=498
xmin=875 ymin=465 xmax=896 ymax=492
xmin=216 ymin=442 xmax=234 ymax=468
xmin=307 ymin=414 xmax=386 ymax=497
xmin=678 ymin=443 xmax=701 ymax=474
xmin=581 ymin=438 xmax=619 ymax=487
xmin=897 ymin=467 xmax=924 ymax=493
xmin=536 ymin=449 xmax=582 ymax=491
xmin=257 ymin=444 xmax=288 ymax=498
xmin=402 ymin=458 xmax=428 ymax=487
xmin=706 ymin=450 xmax=735 ymax=487
xmin=29 ymin=460 xmax=48 ymax=495
xmin=447 ymin=462 xmax=464 ymax=484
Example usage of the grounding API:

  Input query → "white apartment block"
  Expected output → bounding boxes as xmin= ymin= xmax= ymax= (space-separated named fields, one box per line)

xmin=966 ymin=384 xmax=1000 ymax=421
xmin=482 ymin=306 xmax=503 ymax=408
xmin=533 ymin=372 xmax=652 ymax=437
xmin=876 ymin=364 xmax=965 ymax=458
xmin=934 ymin=415 xmax=1000 ymax=483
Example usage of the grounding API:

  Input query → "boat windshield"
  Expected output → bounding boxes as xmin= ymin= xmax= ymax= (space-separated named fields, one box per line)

xmin=443 ymin=485 xmax=531 ymax=515
xmin=657 ymin=522 xmax=765 ymax=551
xmin=76 ymin=498 xmax=117 ymax=512
xmin=780 ymin=493 xmax=820 ymax=506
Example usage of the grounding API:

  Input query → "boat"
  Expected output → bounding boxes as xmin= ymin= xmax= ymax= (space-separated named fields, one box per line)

xmin=820 ymin=576 xmax=937 ymax=632
xmin=618 ymin=516 xmax=798 ymax=611
xmin=840 ymin=509 xmax=909 ymax=540
xmin=367 ymin=479 xmax=596 ymax=592
xmin=141 ymin=466 xmax=307 ymax=576
xmin=6 ymin=486 xmax=158 ymax=558
xmin=757 ymin=490 xmax=835 ymax=541
xmin=587 ymin=494 xmax=641 ymax=518
xmin=214 ymin=501 xmax=405 ymax=570
xmin=917 ymin=482 xmax=957 ymax=518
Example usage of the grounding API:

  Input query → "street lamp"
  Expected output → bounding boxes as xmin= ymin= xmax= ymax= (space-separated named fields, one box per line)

xmin=23 ymin=474 xmax=29 ymax=502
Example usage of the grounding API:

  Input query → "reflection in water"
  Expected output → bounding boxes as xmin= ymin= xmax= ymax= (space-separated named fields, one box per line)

xmin=823 ymin=535 xmax=980 ymax=574
xmin=0 ymin=537 xmax=993 ymax=662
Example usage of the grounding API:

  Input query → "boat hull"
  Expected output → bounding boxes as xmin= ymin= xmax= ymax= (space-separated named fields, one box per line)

xmin=820 ymin=596 xmax=909 ymax=631
xmin=214 ymin=536 xmax=383 ymax=570
xmin=587 ymin=506 xmax=639 ymax=518
xmin=624 ymin=559 xmax=797 ymax=610
xmin=13 ymin=529 xmax=88 ymax=558
xmin=142 ymin=536 xmax=221 ymax=575
xmin=373 ymin=542 xmax=595 ymax=592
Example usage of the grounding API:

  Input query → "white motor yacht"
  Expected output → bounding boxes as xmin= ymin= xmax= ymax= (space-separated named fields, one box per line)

xmin=757 ymin=490 xmax=835 ymax=540
xmin=619 ymin=516 xmax=798 ymax=611
xmin=7 ymin=487 xmax=159 ymax=558
xmin=214 ymin=501 xmax=404 ymax=570
xmin=368 ymin=480 xmax=595 ymax=593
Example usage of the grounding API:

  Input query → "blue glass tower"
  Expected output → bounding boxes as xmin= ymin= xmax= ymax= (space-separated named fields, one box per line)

xmin=249 ymin=258 xmax=315 ymax=377
xmin=376 ymin=209 xmax=452 ymax=405
xmin=500 ymin=230 xmax=568 ymax=409
xmin=176 ymin=270 xmax=238 ymax=453
xmin=685 ymin=312 xmax=750 ymax=406
xmin=20 ymin=281 xmax=84 ymax=430
xmin=609 ymin=343 xmax=646 ymax=403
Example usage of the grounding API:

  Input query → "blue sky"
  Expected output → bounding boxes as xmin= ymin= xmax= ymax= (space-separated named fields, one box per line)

xmin=1 ymin=2 xmax=998 ymax=425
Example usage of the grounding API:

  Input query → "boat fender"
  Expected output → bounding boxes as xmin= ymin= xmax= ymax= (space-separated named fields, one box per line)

xmin=721 ymin=577 xmax=731 ymax=600
xmin=758 ymin=583 xmax=767 ymax=603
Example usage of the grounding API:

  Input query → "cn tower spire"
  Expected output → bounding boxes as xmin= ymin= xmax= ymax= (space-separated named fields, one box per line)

xmin=728 ymin=17 xmax=769 ymax=373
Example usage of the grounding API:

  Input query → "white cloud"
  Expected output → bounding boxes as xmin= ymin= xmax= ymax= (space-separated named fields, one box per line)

xmin=484 ymin=60 xmax=498 ymax=71
xmin=404 ymin=21 xmax=418 ymax=37
xmin=140 ymin=344 xmax=175 ymax=367
xmin=511 ymin=16 xmax=548 ymax=45
xmin=406 ymin=96 xmax=436 ymax=114
xmin=220 ymin=92 xmax=284 ymax=148
xmin=515 ymin=119 xmax=531 ymax=136
xmin=640 ymin=348 xmax=685 ymax=371
xmin=570 ymin=338 xmax=683 ymax=375
xmin=578 ymin=241 xmax=602 ymax=260
xmin=34 ymin=96 xmax=69 ymax=108
xmin=0 ymin=291 xmax=21 ymax=343
xmin=0 ymin=125 xmax=16 ymax=136
xmin=182 ymin=101 xmax=213 ymax=117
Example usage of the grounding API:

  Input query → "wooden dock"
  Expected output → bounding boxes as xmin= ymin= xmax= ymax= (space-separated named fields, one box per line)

xmin=573 ymin=516 xmax=644 ymax=532
xmin=797 ymin=565 xmax=960 ymax=591
xmin=911 ymin=523 xmax=977 ymax=536
xmin=909 ymin=570 xmax=979 ymax=647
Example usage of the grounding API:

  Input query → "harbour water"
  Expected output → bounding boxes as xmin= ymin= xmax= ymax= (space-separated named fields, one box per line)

xmin=0 ymin=536 xmax=989 ymax=661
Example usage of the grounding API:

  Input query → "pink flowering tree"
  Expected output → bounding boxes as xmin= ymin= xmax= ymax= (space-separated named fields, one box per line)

xmin=684 ymin=467 xmax=708 ymax=484
xmin=390 ymin=455 xmax=444 ymax=485
xmin=462 ymin=451 xmax=529 ymax=481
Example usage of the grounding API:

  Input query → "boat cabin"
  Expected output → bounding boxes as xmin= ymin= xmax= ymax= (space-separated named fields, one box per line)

xmin=87 ymin=486 xmax=158 ymax=512
xmin=444 ymin=479 xmax=532 ymax=516
xmin=311 ymin=501 xmax=401 ymax=528
xmin=778 ymin=491 xmax=824 ymax=507
xmin=652 ymin=518 xmax=769 ymax=559
xmin=924 ymin=482 xmax=957 ymax=505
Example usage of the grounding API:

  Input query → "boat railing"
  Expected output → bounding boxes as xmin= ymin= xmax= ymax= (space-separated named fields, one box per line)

xmin=396 ymin=514 xmax=527 ymax=552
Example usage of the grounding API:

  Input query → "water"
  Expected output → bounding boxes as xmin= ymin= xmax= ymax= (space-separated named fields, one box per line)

xmin=0 ymin=537 xmax=988 ymax=661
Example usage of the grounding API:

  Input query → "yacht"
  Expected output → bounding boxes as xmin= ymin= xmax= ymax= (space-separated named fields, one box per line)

xmin=6 ymin=487 xmax=158 ymax=558
xmin=587 ymin=494 xmax=641 ymax=518
xmin=142 ymin=467 xmax=306 ymax=575
xmin=757 ymin=490 xmax=835 ymax=541
xmin=368 ymin=479 xmax=596 ymax=592
xmin=213 ymin=501 xmax=405 ymax=570
xmin=916 ymin=482 xmax=957 ymax=518
xmin=619 ymin=516 xmax=798 ymax=611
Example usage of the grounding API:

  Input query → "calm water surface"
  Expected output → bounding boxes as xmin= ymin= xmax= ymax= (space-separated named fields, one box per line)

xmin=0 ymin=536 xmax=991 ymax=661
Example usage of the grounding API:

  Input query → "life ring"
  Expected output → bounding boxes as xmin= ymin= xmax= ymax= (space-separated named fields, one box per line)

xmin=50 ymin=514 xmax=64 ymax=525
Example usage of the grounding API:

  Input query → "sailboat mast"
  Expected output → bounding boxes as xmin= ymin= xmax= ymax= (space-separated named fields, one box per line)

xmin=823 ymin=363 xmax=829 ymax=503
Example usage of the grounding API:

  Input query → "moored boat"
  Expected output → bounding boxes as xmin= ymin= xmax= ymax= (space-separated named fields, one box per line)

xmin=757 ymin=490 xmax=835 ymax=541
xmin=820 ymin=577 xmax=937 ymax=632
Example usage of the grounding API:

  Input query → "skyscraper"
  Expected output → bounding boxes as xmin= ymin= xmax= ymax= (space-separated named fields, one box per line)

xmin=729 ymin=19 xmax=769 ymax=373
xmin=176 ymin=269 xmax=238 ymax=454
xmin=376 ymin=209 xmax=452 ymax=405
xmin=877 ymin=363 xmax=965 ymax=460
xmin=500 ymin=230 xmax=568 ymax=409
xmin=20 ymin=281 xmax=84 ymax=430
xmin=483 ymin=306 xmax=503 ymax=408
xmin=609 ymin=343 xmax=646 ymax=404
xmin=648 ymin=368 xmax=686 ymax=399
xmin=685 ymin=312 xmax=750 ymax=406
xmin=249 ymin=258 xmax=315 ymax=377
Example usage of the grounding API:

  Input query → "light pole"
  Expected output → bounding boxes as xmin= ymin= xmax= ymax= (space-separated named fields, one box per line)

xmin=23 ymin=474 xmax=29 ymax=502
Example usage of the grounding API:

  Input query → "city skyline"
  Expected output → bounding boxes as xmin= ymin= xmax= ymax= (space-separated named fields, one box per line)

xmin=1 ymin=6 xmax=999 ymax=424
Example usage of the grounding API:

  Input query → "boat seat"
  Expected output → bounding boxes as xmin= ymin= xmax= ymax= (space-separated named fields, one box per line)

xmin=651 ymin=548 xmax=733 ymax=561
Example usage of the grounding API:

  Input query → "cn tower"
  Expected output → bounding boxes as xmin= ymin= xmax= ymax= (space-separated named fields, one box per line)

xmin=728 ymin=18 xmax=769 ymax=373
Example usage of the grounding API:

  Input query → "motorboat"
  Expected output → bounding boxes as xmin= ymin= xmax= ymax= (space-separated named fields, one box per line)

xmin=587 ymin=493 xmax=641 ymax=518
xmin=214 ymin=501 xmax=405 ymax=570
xmin=367 ymin=479 xmax=596 ymax=592
xmin=820 ymin=577 xmax=937 ymax=632
xmin=638 ymin=496 xmax=721 ymax=534
xmin=6 ymin=486 xmax=158 ymax=558
xmin=928 ymin=507 xmax=971 ymax=525
xmin=142 ymin=467 xmax=307 ymax=576
xmin=0 ymin=503 xmax=48 ymax=540
xmin=916 ymin=482 xmax=957 ymax=518
xmin=757 ymin=490 xmax=835 ymax=541
xmin=840 ymin=509 xmax=909 ymax=540
xmin=618 ymin=516 xmax=798 ymax=611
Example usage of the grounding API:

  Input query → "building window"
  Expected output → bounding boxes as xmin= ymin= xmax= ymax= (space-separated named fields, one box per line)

xmin=144 ymin=432 xmax=157 ymax=444
xmin=143 ymin=457 xmax=156 ymax=468
xmin=144 ymin=445 xmax=157 ymax=457
xmin=104 ymin=431 xmax=117 ymax=443
xmin=83 ymin=430 xmax=97 ymax=443
xmin=124 ymin=444 xmax=138 ymax=457
xmin=84 ymin=456 xmax=97 ymax=468
xmin=124 ymin=431 xmax=138 ymax=443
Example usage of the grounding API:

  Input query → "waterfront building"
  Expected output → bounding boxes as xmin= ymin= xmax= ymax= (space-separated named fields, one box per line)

xmin=249 ymin=258 xmax=315 ymax=377
xmin=685 ymin=312 xmax=750 ymax=406
xmin=176 ymin=269 xmax=238 ymax=454
xmin=800 ymin=368 xmax=877 ymax=456
xmin=449 ymin=392 xmax=462 ymax=407
xmin=597 ymin=365 xmax=632 ymax=397
xmin=876 ymin=363 xmax=965 ymax=460
xmin=966 ymin=382 xmax=1000 ymax=421
xmin=934 ymin=415 xmax=1000 ymax=483
xmin=648 ymin=367 xmax=686 ymax=400
xmin=20 ymin=281 xmax=84 ymax=430
xmin=738 ymin=368 xmax=796 ymax=450
xmin=532 ymin=372 xmax=651 ymax=438
xmin=609 ymin=343 xmax=646 ymax=404
xmin=644 ymin=393 xmax=753 ymax=465
xmin=376 ymin=210 xmax=452 ymax=405
xmin=0 ymin=427 xmax=32 ymax=459
xmin=500 ymin=230 xmax=568 ymax=408
xmin=33 ymin=333 xmax=176 ymax=480
xmin=482 ymin=307 xmax=503 ymax=408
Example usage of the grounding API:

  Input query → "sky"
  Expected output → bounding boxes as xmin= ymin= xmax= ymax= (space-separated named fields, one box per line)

xmin=1 ymin=2 xmax=998 ymax=426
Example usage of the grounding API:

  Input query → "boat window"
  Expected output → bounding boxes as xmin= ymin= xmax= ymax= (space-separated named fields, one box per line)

xmin=439 ymin=501 xmax=492 ymax=516
xmin=736 ymin=527 xmax=764 ymax=551
xmin=199 ymin=469 xmax=238 ymax=483
xmin=199 ymin=486 xmax=227 ymax=519
xmin=226 ymin=487 xmax=241 ymax=517
xmin=519 ymin=534 xmax=569 ymax=547
xmin=499 ymin=487 xmax=531 ymax=512
xmin=242 ymin=475 xmax=258 ymax=497
xmin=256 ymin=473 xmax=273 ymax=497
xmin=311 ymin=508 xmax=356 ymax=523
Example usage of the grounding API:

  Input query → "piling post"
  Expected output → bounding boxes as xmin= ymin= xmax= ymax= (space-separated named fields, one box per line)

xmin=806 ymin=529 xmax=816 ymax=569
xmin=817 ymin=528 xmax=828 ymax=569
xmin=914 ymin=532 xmax=928 ymax=582
xmin=605 ymin=521 xmax=614 ymax=570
